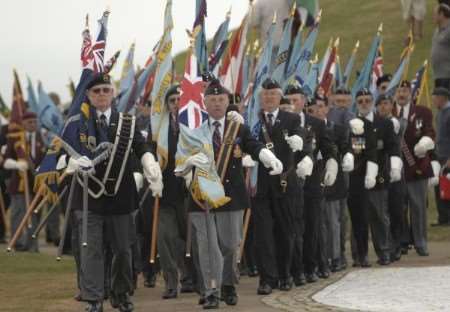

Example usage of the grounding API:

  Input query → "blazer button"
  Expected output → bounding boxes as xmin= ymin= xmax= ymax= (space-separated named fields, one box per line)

xmin=232 ymin=165 xmax=235 ymax=169
xmin=226 ymin=179 xmax=230 ymax=183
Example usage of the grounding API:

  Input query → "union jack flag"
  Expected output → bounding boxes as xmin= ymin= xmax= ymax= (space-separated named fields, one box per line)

xmin=370 ymin=45 xmax=383 ymax=93
xmin=81 ymin=11 xmax=108 ymax=74
xmin=178 ymin=51 xmax=208 ymax=129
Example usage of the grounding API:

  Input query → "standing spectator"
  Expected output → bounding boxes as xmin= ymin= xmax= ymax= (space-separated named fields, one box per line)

xmin=431 ymin=0 xmax=450 ymax=89
xmin=401 ymin=0 xmax=427 ymax=41
xmin=431 ymin=87 xmax=450 ymax=226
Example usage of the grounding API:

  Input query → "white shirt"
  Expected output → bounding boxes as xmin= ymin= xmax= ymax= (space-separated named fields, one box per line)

xmin=264 ymin=108 xmax=280 ymax=126
xmin=209 ymin=116 xmax=225 ymax=140
xmin=299 ymin=111 xmax=305 ymax=128
xmin=25 ymin=131 xmax=36 ymax=159
xmin=364 ymin=111 xmax=375 ymax=122
xmin=96 ymin=107 xmax=112 ymax=126
xmin=397 ymin=102 xmax=410 ymax=120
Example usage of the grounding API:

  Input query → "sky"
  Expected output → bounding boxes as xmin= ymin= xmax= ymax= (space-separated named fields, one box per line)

xmin=0 ymin=0 xmax=250 ymax=106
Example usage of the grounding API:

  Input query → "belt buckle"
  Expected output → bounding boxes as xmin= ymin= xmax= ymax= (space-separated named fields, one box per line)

xmin=266 ymin=142 xmax=274 ymax=150
xmin=280 ymin=180 xmax=287 ymax=193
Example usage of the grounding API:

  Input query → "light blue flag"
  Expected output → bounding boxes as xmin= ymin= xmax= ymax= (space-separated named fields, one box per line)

xmin=37 ymin=82 xmax=64 ymax=135
xmin=351 ymin=33 xmax=381 ymax=111
xmin=343 ymin=41 xmax=359 ymax=88
xmin=286 ymin=23 xmax=319 ymax=87
xmin=208 ymin=11 xmax=230 ymax=72
xmin=335 ymin=56 xmax=342 ymax=88
xmin=304 ymin=61 xmax=320 ymax=96
xmin=116 ymin=59 xmax=158 ymax=114
xmin=246 ymin=20 xmax=276 ymax=192
xmin=240 ymin=50 xmax=251 ymax=98
xmin=194 ymin=0 xmax=208 ymax=73
xmin=285 ymin=26 xmax=303 ymax=82
xmin=119 ymin=42 xmax=136 ymax=95
xmin=272 ymin=6 xmax=295 ymax=85
xmin=384 ymin=51 xmax=411 ymax=97
xmin=26 ymin=77 xmax=39 ymax=114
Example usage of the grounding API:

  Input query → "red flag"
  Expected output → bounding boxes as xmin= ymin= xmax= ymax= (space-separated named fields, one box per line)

xmin=318 ymin=41 xmax=338 ymax=95
xmin=9 ymin=69 xmax=26 ymax=131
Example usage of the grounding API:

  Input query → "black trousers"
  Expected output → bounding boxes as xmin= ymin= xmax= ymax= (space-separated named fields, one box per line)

xmin=252 ymin=192 xmax=297 ymax=285
xmin=388 ymin=180 xmax=406 ymax=252
xmin=291 ymin=183 xmax=305 ymax=279
xmin=303 ymin=196 xmax=324 ymax=274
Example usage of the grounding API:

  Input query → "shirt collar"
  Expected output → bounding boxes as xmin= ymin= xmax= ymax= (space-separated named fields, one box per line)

xmin=209 ymin=116 xmax=225 ymax=128
xmin=264 ymin=108 xmax=279 ymax=120
xmin=97 ymin=107 xmax=112 ymax=122
xmin=364 ymin=111 xmax=374 ymax=122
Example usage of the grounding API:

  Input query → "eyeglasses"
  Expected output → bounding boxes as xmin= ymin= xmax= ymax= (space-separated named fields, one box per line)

xmin=91 ymin=87 xmax=113 ymax=95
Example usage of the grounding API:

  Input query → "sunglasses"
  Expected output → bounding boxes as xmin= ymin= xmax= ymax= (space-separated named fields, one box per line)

xmin=91 ymin=87 xmax=113 ymax=95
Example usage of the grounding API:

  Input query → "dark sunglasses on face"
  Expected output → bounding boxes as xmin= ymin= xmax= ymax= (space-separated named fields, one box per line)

xmin=91 ymin=87 xmax=112 ymax=95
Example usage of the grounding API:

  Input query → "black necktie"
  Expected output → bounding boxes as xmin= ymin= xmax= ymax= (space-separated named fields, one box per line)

xmin=213 ymin=121 xmax=221 ymax=160
xmin=98 ymin=114 xmax=109 ymax=140
xmin=399 ymin=107 xmax=404 ymax=119
xmin=266 ymin=113 xmax=274 ymax=132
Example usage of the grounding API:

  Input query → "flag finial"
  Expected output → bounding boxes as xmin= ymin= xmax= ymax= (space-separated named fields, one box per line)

xmin=290 ymin=2 xmax=297 ymax=17
xmin=272 ymin=11 xmax=277 ymax=24
xmin=377 ymin=23 xmax=383 ymax=34
xmin=226 ymin=6 xmax=232 ymax=18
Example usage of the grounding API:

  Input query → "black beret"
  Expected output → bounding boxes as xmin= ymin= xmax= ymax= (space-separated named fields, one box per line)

xmin=202 ymin=71 xmax=216 ymax=82
xmin=86 ymin=73 xmax=112 ymax=90
xmin=165 ymin=84 xmax=181 ymax=104
xmin=356 ymin=88 xmax=373 ymax=98
xmin=204 ymin=79 xmax=229 ymax=96
xmin=399 ymin=80 xmax=411 ymax=89
xmin=334 ymin=86 xmax=351 ymax=95
xmin=432 ymin=87 xmax=450 ymax=97
xmin=376 ymin=74 xmax=392 ymax=87
xmin=375 ymin=94 xmax=393 ymax=106
xmin=261 ymin=78 xmax=281 ymax=90
xmin=280 ymin=97 xmax=291 ymax=105
xmin=284 ymin=83 xmax=305 ymax=96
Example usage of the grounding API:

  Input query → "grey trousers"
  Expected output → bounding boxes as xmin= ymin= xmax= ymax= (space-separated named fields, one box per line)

xmin=405 ymin=179 xmax=428 ymax=250
xmin=10 ymin=194 xmax=39 ymax=251
xmin=45 ymin=204 xmax=61 ymax=242
xmin=367 ymin=189 xmax=392 ymax=259
xmin=325 ymin=200 xmax=341 ymax=261
xmin=158 ymin=206 xmax=188 ymax=291
xmin=339 ymin=197 xmax=348 ymax=262
xmin=190 ymin=210 xmax=243 ymax=297
xmin=76 ymin=210 xmax=134 ymax=301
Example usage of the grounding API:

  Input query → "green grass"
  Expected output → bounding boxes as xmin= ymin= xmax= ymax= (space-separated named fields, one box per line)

xmin=0 ymin=252 xmax=76 ymax=312
xmin=174 ymin=0 xmax=437 ymax=90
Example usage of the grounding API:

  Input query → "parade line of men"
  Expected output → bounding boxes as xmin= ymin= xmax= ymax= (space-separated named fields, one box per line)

xmin=1 ymin=70 xmax=450 ymax=312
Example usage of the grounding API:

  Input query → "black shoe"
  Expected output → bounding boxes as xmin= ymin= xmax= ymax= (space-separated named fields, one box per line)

xmin=109 ymin=293 xmax=119 ymax=309
xmin=401 ymin=247 xmax=409 ymax=255
xmin=416 ymin=248 xmax=429 ymax=256
xmin=352 ymin=259 xmax=361 ymax=267
xmin=222 ymin=285 xmax=238 ymax=306
xmin=331 ymin=259 xmax=341 ymax=272
xmin=144 ymin=275 xmax=156 ymax=288
xmin=247 ymin=266 xmax=259 ymax=277
xmin=377 ymin=257 xmax=391 ymax=266
xmin=162 ymin=289 xmax=177 ymax=299
xmin=180 ymin=283 xmax=194 ymax=293
xmin=117 ymin=293 xmax=134 ymax=312
xmin=360 ymin=257 xmax=372 ymax=268
xmin=340 ymin=256 xmax=348 ymax=270
xmin=0 ymin=238 xmax=7 ymax=244
xmin=198 ymin=295 xmax=206 ymax=305
xmin=257 ymin=282 xmax=272 ymax=295
xmin=306 ymin=273 xmax=318 ymax=283
xmin=85 ymin=301 xmax=103 ymax=312
xmin=74 ymin=292 xmax=82 ymax=302
xmin=279 ymin=277 xmax=293 ymax=291
xmin=431 ymin=222 xmax=450 ymax=227
xmin=391 ymin=248 xmax=402 ymax=262
xmin=294 ymin=274 xmax=306 ymax=287
xmin=317 ymin=270 xmax=330 ymax=279
xmin=203 ymin=295 xmax=219 ymax=309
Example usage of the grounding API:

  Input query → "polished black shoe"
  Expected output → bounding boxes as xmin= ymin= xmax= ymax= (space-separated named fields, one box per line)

xmin=401 ymin=246 xmax=409 ymax=255
xmin=352 ymin=259 xmax=361 ymax=267
xmin=279 ymin=277 xmax=293 ymax=291
xmin=416 ymin=248 xmax=429 ymax=257
xmin=377 ymin=257 xmax=391 ymax=266
xmin=144 ymin=275 xmax=156 ymax=288
xmin=431 ymin=222 xmax=450 ymax=227
xmin=117 ymin=293 xmax=134 ymax=312
xmin=203 ymin=295 xmax=219 ymax=309
xmin=109 ymin=293 xmax=119 ymax=309
xmin=306 ymin=272 xmax=318 ymax=283
xmin=391 ymin=248 xmax=402 ymax=262
xmin=360 ymin=258 xmax=372 ymax=268
xmin=257 ymin=282 xmax=272 ymax=295
xmin=162 ymin=289 xmax=177 ymax=299
xmin=331 ymin=259 xmax=341 ymax=272
xmin=340 ymin=256 xmax=348 ymax=270
xmin=198 ymin=295 xmax=206 ymax=305
xmin=85 ymin=301 xmax=103 ymax=312
xmin=247 ymin=266 xmax=259 ymax=277
xmin=180 ymin=282 xmax=195 ymax=293
xmin=317 ymin=270 xmax=330 ymax=279
xmin=222 ymin=285 xmax=238 ymax=306
xmin=294 ymin=274 xmax=306 ymax=287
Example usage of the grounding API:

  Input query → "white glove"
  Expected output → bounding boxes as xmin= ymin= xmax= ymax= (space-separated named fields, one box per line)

xmin=149 ymin=179 xmax=163 ymax=197
xmin=428 ymin=160 xmax=441 ymax=187
xmin=141 ymin=152 xmax=162 ymax=183
xmin=184 ymin=171 xmax=193 ymax=189
xmin=349 ymin=118 xmax=364 ymax=135
xmin=285 ymin=135 xmax=304 ymax=152
xmin=390 ymin=156 xmax=403 ymax=182
xmin=341 ymin=152 xmax=354 ymax=172
xmin=258 ymin=148 xmax=283 ymax=175
xmin=140 ymin=130 xmax=149 ymax=140
xmin=414 ymin=136 xmax=435 ymax=158
xmin=242 ymin=155 xmax=257 ymax=167
xmin=364 ymin=161 xmax=378 ymax=189
xmin=4 ymin=158 xmax=28 ymax=172
xmin=56 ymin=155 xmax=68 ymax=170
xmin=391 ymin=117 xmax=400 ymax=135
xmin=227 ymin=111 xmax=244 ymax=124
xmin=133 ymin=172 xmax=144 ymax=191
xmin=296 ymin=156 xmax=314 ymax=178
xmin=324 ymin=158 xmax=338 ymax=186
